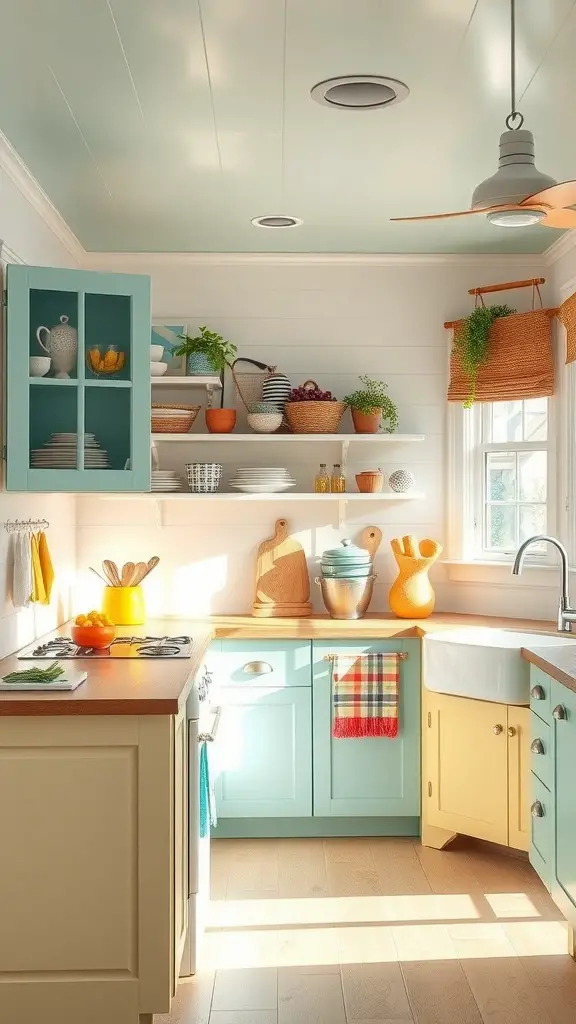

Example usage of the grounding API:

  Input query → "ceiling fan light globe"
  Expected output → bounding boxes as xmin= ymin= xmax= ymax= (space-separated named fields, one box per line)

xmin=486 ymin=209 xmax=545 ymax=228
xmin=471 ymin=130 xmax=556 ymax=210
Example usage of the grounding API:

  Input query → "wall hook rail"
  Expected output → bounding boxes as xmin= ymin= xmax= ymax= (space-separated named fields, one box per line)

xmin=4 ymin=518 xmax=50 ymax=532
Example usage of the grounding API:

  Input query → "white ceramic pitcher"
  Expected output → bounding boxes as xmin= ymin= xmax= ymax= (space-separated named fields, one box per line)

xmin=36 ymin=315 xmax=78 ymax=378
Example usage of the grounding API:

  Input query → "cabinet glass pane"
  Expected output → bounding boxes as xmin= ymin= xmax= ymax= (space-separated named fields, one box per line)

xmin=30 ymin=289 xmax=79 ymax=380
xmin=85 ymin=293 xmax=131 ymax=381
xmin=29 ymin=384 xmax=79 ymax=469
xmin=85 ymin=388 xmax=131 ymax=471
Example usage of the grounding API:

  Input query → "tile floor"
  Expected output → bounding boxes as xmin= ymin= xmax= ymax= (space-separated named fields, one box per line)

xmin=159 ymin=836 xmax=576 ymax=1024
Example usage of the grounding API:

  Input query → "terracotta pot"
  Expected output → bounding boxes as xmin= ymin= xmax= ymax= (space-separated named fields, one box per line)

xmin=351 ymin=408 xmax=382 ymax=433
xmin=205 ymin=408 xmax=237 ymax=433
xmin=355 ymin=471 xmax=384 ymax=493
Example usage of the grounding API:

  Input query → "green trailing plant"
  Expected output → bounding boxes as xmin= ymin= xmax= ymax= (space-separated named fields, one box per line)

xmin=343 ymin=375 xmax=399 ymax=432
xmin=454 ymin=305 xmax=516 ymax=407
xmin=174 ymin=325 xmax=237 ymax=372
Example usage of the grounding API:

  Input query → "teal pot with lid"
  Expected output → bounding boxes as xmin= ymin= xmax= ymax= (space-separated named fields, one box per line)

xmin=321 ymin=538 xmax=372 ymax=566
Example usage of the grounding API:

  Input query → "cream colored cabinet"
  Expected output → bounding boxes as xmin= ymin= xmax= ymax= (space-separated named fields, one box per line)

xmin=423 ymin=690 xmax=530 ymax=850
xmin=173 ymin=705 xmax=189 ymax=993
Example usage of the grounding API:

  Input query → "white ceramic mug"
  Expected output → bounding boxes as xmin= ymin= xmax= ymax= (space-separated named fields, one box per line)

xmin=29 ymin=356 xmax=51 ymax=377
xmin=36 ymin=315 xmax=78 ymax=378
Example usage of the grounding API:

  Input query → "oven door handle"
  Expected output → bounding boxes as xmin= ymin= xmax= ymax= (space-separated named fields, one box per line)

xmin=198 ymin=706 xmax=222 ymax=743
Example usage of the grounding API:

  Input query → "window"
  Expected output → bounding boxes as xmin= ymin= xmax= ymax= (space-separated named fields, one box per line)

xmin=449 ymin=397 xmax=556 ymax=564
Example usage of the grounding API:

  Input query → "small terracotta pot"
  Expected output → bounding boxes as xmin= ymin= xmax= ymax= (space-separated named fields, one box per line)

xmin=355 ymin=471 xmax=384 ymax=493
xmin=351 ymin=408 xmax=382 ymax=433
xmin=205 ymin=408 xmax=237 ymax=433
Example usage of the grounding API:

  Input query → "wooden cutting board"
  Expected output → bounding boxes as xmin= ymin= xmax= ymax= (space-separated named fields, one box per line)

xmin=358 ymin=526 xmax=382 ymax=560
xmin=252 ymin=518 xmax=312 ymax=618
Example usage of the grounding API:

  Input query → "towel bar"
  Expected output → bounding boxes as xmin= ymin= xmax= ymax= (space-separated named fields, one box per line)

xmin=323 ymin=652 xmax=408 ymax=662
xmin=198 ymin=706 xmax=222 ymax=743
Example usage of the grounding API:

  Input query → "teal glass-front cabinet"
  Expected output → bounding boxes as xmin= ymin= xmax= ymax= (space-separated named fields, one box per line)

xmin=5 ymin=264 xmax=151 ymax=492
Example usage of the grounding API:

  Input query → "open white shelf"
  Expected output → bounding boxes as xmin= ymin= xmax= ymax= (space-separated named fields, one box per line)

xmin=102 ymin=491 xmax=424 ymax=501
xmin=151 ymin=432 xmax=425 ymax=443
xmin=151 ymin=375 xmax=222 ymax=389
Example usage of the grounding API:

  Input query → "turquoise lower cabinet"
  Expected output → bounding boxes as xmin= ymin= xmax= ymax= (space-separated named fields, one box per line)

xmin=311 ymin=639 xmax=421 ymax=817
xmin=208 ymin=639 xmax=312 ymax=689
xmin=213 ymin=687 xmax=312 ymax=818
xmin=551 ymin=679 xmax=576 ymax=921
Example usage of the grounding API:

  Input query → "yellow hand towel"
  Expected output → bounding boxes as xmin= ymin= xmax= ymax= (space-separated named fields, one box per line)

xmin=30 ymin=533 xmax=47 ymax=604
xmin=38 ymin=531 xmax=54 ymax=604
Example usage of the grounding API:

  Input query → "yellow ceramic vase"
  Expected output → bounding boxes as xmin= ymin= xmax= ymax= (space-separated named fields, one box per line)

xmin=389 ymin=535 xmax=442 ymax=619
xmin=102 ymin=586 xmax=145 ymax=625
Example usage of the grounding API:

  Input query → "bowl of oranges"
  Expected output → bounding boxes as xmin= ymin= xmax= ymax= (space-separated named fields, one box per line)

xmin=72 ymin=611 xmax=116 ymax=649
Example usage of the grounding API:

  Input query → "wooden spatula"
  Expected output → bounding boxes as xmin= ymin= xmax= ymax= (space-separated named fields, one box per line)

xmin=132 ymin=561 xmax=149 ymax=585
xmin=139 ymin=556 xmax=160 ymax=582
xmin=103 ymin=560 xmax=121 ymax=587
xmin=358 ymin=526 xmax=383 ymax=560
xmin=121 ymin=561 xmax=136 ymax=587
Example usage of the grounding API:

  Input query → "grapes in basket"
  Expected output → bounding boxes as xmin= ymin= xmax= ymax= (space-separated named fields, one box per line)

xmin=288 ymin=383 xmax=336 ymax=402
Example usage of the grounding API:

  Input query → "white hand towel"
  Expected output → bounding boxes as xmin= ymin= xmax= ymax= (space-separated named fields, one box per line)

xmin=12 ymin=533 xmax=32 ymax=608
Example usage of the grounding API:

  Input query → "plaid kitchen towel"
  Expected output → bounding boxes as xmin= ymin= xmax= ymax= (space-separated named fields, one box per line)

xmin=332 ymin=653 xmax=400 ymax=738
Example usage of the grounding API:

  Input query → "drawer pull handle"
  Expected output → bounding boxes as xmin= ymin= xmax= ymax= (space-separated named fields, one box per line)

xmin=531 ymin=685 xmax=545 ymax=700
xmin=493 ymin=724 xmax=503 ymax=735
xmin=531 ymin=800 xmax=545 ymax=818
xmin=508 ymin=726 xmax=516 ymax=737
xmin=531 ymin=738 xmax=545 ymax=755
xmin=243 ymin=661 xmax=273 ymax=675
xmin=553 ymin=704 xmax=567 ymax=721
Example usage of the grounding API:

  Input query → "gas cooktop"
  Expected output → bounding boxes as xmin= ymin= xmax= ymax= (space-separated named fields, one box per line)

xmin=18 ymin=635 xmax=194 ymax=660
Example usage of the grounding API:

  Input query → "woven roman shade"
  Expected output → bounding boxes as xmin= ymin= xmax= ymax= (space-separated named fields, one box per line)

xmin=557 ymin=291 xmax=576 ymax=364
xmin=447 ymin=308 xmax=554 ymax=403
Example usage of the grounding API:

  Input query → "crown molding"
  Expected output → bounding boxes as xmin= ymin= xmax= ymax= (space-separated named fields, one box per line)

xmin=0 ymin=129 xmax=85 ymax=265
xmin=0 ymin=240 xmax=25 ymax=265
xmin=84 ymin=249 xmax=548 ymax=269
xmin=543 ymin=230 xmax=576 ymax=267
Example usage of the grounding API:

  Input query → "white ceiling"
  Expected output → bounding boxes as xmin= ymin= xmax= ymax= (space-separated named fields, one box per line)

xmin=1 ymin=0 xmax=575 ymax=253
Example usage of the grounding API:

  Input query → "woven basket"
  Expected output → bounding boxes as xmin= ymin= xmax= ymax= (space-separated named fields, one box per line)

xmin=151 ymin=403 xmax=200 ymax=434
xmin=231 ymin=358 xmax=277 ymax=411
xmin=285 ymin=380 xmax=345 ymax=434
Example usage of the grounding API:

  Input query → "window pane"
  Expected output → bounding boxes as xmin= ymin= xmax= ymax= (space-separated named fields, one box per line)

xmin=486 ymin=452 xmax=516 ymax=501
xmin=519 ymin=450 xmax=547 ymax=501
xmin=520 ymin=504 xmax=546 ymax=542
xmin=523 ymin=398 xmax=548 ymax=442
xmin=486 ymin=504 xmax=517 ymax=550
xmin=491 ymin=402 xmax=523 ymax=442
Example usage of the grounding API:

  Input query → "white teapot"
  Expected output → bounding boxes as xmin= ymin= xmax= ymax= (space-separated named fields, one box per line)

xmin=36 ymin=315 xmax=78 ymax=379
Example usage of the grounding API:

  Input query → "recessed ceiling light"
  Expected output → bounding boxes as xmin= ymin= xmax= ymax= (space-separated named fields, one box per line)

xmin=310 ymin=75 xmax=409 ymax=110
xmin=251 ymin=215 xmax=303 ymax=228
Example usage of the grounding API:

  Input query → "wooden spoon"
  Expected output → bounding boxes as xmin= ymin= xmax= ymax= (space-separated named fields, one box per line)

xmin=121 ymin=561 xmax=136 ymax=587
xmin=132 ymin=561 xmax=149 ymax=586
xmin=358 ymin=526 xmax=382 ymax=560
xmin=139 ymin=555 xmax=160 ymax=582
xmin=103 ymin=559 xmax=121 ymax=587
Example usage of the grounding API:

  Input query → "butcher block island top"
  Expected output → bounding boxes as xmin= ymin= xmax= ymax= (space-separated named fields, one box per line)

xmin=0 ymin=612 xmax=560 ymax=716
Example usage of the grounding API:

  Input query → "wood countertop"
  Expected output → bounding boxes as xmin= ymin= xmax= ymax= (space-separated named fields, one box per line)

xmin=0 ymin=612 xmax=560 ymax=717
xmin=521 ymin=644 xmax=576 ymax=695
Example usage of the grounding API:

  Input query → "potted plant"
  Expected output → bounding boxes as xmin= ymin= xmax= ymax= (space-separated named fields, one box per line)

xmin=454 ymin=304 xmax=515 ymax=406
xmin=173 ymin=326 xmax=238 ymax=432
xmin=344 ymin=376 xmax=399 ymax=433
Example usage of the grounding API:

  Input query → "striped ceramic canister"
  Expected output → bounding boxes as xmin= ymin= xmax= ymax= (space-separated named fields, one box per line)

xmin=262 ymin=372 xmax=292 ymax=409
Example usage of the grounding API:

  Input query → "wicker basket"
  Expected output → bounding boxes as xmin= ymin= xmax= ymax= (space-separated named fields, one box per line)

xmin=151 ymin=403 xmax=200 ymax=434
xmin=285 ymin=380 xmax=345 ymax=434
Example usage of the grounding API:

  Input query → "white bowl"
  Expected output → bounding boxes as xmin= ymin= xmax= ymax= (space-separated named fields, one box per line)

xmin=247 ymin=412 xmax=284 ymax=434
xmin=150 ymin=344 xmax=164 ymax=362
xmin=30 ymin=356 xmax=51 ymax=377
xmin=150 ymin=362 xmax=168 ymax=377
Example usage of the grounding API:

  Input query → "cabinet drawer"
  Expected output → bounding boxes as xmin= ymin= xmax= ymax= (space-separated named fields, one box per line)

xmin=530 ymin=713 xmax=551 ymax=789
xmin=211 ymin=640 xmax=311 ymax=688
xmin=530 ymin=667 xmax=552 ymax=723
xmin=530 ymin=771 xmax=552 ymax=891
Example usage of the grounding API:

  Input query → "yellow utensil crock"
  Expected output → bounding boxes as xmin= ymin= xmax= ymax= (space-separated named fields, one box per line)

xmin=102 ymin=586 xmax=145 ymax=626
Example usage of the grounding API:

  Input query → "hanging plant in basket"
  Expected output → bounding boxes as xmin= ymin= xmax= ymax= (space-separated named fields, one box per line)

xmin=454 ymin=304 xmax=516 ymax=406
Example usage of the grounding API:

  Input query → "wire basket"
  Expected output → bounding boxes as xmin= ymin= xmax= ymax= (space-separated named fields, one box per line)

xmin=285 ymin=380 xmax=346 ymax=434
xmin=231 ymin=358 xmax=278 ymax=411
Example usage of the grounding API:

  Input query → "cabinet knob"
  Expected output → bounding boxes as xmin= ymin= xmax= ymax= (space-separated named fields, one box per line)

xmin=493 ymin=724 xmax=504 ymax=735
xmin=531 ymin=738 xmax=545 ymax=755
xmin=531 ymin=685 xmax=545 ymax=700
xmin=243 ymin=661 xmax=273 ymax=675
xmin=508 ymin=726 xmax=516 ymax=737
xmin=531 ymin=800 xmax=545 ymax=818
xmin=553 ymin=704 xmax=567 ymax=721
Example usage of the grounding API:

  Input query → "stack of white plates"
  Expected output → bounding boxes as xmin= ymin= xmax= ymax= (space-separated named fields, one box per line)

xmin=151 ymin=470 xmax=185 ymax=492
xmin=230 ymin=467 xmax=296 ymax=493
xmin=30 ymin=433 xmax=110 ymax=468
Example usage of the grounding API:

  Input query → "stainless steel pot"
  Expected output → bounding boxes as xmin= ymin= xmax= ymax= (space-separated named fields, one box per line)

xmin=315 ymin=575 xmax=376 ymax=620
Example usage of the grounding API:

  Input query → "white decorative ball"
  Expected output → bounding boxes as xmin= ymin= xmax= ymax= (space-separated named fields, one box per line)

xmin=388 ymin=469 xmax=415 ymax=493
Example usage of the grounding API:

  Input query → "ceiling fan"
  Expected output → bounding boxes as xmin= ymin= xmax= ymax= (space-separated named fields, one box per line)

xmin=391 ymin=0 xmax=576 ymax=230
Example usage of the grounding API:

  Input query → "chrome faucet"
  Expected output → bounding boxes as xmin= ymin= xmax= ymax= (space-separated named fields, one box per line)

xmin=512 ymin=535 xmax=576 ymax=632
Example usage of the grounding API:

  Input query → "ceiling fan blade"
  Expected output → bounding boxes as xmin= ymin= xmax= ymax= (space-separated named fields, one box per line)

xmin=521 ymin=180 xmax=576 ymax=210
xmin=541 ymin=208 xmax=576 ymax=229
xmin=390 ymin=204 xmax=524 ymax=223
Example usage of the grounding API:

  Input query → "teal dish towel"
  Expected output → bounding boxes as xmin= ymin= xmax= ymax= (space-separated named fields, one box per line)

xmin=199 ymin=741 xmax=217 ymax=838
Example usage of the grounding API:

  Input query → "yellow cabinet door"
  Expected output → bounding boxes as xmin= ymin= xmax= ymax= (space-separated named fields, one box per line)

xmin=507 ymin=705 xmax=530 ymax=852
xmin=425 ymin=690 xmax=508 ymax=845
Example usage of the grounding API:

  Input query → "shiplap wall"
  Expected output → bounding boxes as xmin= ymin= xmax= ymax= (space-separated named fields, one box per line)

xmin=77 ymin=253 xmax=557 ymax=619
xmin=0 ymin=170 xmax=78 ymax=659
